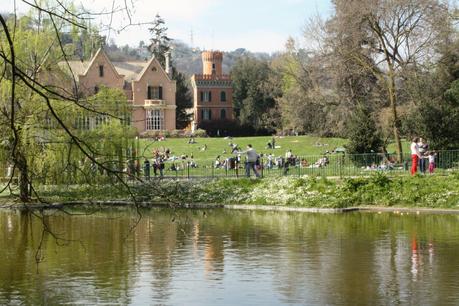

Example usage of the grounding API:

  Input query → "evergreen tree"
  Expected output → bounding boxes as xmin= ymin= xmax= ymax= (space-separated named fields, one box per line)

xmin=173 ymin=68 xmax=192 ymax=129
xmin=345 ymin=105 xmax=383 ymax=154
xmin=147 ymin=14 xmax=191 ymax=129
xmin=148 ymin=14 xmax=171 ymax=67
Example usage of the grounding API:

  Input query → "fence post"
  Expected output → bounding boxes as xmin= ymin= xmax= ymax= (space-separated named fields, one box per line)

xmin=298 ymin=159 xmax=301 ymax=177
xmin=339 ymin=154 xmax=342 ymax=178
xmin=187 ymin=162 xmax=190 ymax=180
xmin=212 ymin=162 xmax=214 ymax=178
xmin=261 ymin=159 xmax=264 ymax=178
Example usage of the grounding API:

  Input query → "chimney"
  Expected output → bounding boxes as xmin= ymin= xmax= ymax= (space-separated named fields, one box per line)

xmin=165 ymin=51 xmax=172 ymax=79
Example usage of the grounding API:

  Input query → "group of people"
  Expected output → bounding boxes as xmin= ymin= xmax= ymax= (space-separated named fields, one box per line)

xmin=410 ymin=137 xmax=436 ymax=175
xmin=140 ymin=154 xmax=166 ymax=179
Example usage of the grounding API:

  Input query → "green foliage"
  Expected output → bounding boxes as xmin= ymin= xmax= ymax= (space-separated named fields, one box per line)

xmin=31 ymin=175 xmax=459 ymax=209
xmin=173 ymin=68 xmax=192 ymax=129
xmin=231 ymin=56 xmax=279 ymax=131
xmin=345 ymin=105 xmax=382 ymax=154
xmin=148 ymin=14 xmax=171 ymax=67
xmin=404 ymin=80 xmax=459 ymax=150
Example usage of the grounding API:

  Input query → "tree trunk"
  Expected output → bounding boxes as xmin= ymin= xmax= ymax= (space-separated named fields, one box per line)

xmin=15 ymin=153 xmax=30 ymax=202
xmin=388 ymin=70 xmax=403 ymax=162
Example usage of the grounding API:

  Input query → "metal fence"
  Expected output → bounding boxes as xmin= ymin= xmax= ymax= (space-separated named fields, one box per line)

xmin=2 ymin=150 xmax=459 ymax=184
xmin=150 ymin=150 xmax=459 ymax=179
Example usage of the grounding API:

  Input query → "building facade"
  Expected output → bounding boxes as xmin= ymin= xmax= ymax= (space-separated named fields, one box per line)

xmin=65 ymin=48 xmax=176 ymax=134
xmin=190 ymin=51 xmax=234 ymax=130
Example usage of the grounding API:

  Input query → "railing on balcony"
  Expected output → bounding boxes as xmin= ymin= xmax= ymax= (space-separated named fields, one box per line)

xmin=144 ymin=99 xmax=166 ymax=107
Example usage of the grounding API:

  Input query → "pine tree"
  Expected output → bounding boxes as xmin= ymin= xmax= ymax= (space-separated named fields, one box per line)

xmin=148 ymin=14 xmax=171 ymax=67
xmin=147 ymin=14 xmax=191 ymax=128
xmin=345 ymin=105 xmax=382 ymax=154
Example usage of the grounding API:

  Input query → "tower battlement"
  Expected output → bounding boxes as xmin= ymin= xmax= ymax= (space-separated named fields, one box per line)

xmin=202 ymin=51 xmax=223 ymax=76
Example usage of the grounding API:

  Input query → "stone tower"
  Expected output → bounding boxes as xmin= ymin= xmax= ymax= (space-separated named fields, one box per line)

xmin=201 ymin=51 xmax=223 ymax=76
xmin=190 ymin=50 xmax=234 ymax=133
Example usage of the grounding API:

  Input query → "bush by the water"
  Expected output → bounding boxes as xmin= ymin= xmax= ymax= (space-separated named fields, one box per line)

xmin=34 ymin=174 xmax=459 ymax=209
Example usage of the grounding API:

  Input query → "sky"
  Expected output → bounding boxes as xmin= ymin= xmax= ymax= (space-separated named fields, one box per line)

xmin=1 ymin=0 xmax=333 ymax=53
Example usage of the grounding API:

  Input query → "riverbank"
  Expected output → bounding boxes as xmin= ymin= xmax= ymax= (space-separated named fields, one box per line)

xmin=1 ymin=173 xmax=459 ymax=211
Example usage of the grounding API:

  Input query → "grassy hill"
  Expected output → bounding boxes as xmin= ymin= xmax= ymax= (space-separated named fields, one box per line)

xmin=140 ymin=135 xmax=347 ymax=161
xmin=140 ymin=135 xmax=411 ymax=162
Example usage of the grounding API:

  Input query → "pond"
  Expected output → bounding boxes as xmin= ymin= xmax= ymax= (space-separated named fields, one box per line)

xmin=1 ymin=208 xmax=459 ymax=305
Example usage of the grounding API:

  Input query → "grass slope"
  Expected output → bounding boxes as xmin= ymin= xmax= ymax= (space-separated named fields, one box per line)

xmin=140 ymin=135 xmax=347 ymax=162
xmin=140 ymin=135 xmax=411 ymax=162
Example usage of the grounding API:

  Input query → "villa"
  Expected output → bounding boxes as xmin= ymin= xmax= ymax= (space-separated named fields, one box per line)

xmin=63 ymin=48 xmax=177 ymax=134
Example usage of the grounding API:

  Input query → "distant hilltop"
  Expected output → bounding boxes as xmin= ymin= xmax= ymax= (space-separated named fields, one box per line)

xmin=103 ymin=40 xmax=275 ymax=77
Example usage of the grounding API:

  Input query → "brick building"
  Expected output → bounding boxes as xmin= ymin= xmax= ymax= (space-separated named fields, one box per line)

xmin=190 ymin=51 xmax=234 ymax=131
xmin=64 ymin=48 xmax=176 ymax=134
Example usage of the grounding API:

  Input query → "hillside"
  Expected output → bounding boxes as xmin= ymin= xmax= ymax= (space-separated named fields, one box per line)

xmin=104 ymin=40 xmax=275 ymax=76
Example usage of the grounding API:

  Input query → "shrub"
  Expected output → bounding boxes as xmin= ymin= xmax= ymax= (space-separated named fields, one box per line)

xmin=192 ymin=129 xmax=207 ymax=137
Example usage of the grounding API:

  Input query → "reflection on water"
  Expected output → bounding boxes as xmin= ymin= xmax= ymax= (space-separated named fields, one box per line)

xmin=1 ymin=209 xmax=459 ymax=305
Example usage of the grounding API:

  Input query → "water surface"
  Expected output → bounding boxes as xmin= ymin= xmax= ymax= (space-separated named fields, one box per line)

xmin=1 ymin=208 xmax=459 ymax=305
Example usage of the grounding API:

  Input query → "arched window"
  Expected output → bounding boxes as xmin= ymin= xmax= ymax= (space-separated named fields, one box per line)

xmin=220 ymin=109 xmax=226 ymax=120
xmin=202 ymin=109 xmax=212 ymax=120
xmin=220 ymin=91 xmax=226 ymax=102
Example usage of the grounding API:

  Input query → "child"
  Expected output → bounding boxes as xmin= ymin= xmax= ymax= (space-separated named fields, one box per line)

xmin=428 ymin=151 xmax=436 ymax=174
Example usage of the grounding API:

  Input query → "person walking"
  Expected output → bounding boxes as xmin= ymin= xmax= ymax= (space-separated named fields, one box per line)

xmin=410 ymin=137 xmax=421 ymax=176
xmin=143 ymin=159 xmax=151 ymax=181
xmin=239 ymin=144 xmax=260 ymax=178
xmin=284 ymin=149 xmax=293 ymax=175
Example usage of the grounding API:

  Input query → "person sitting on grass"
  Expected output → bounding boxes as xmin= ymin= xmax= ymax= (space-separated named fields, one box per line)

xmin=301 ymin=159 xmax=309 ymax=168
xmin=189 ymin=160 xmax=198 ymax=168
xmin=313 ymin=156 xmax=329 ymax=168
xmin=215 ymin=156 xmax=222 ymax=168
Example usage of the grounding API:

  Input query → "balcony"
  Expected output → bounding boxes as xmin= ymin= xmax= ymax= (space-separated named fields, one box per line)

xmin=144 ymin=99 xmax=166 ymax=108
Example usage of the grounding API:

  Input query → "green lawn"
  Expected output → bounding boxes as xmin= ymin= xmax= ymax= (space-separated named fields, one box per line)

xmin=140 ymin=135 xmax=348 ymax=162
xmin=140 ymin=135 xmax=411 ymax=162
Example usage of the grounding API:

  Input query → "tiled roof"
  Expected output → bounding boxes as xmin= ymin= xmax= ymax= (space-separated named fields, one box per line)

xmin=60 ymin=59 xmax=149 ymax=82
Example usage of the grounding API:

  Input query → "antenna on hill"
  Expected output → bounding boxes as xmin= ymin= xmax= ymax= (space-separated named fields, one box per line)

xmin=190 ymin=28 xmax=195 ymax=51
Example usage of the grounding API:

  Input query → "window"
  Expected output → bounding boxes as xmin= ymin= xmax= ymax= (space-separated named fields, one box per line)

xmin=146 ymin=109 xmax=164 ymax=130
xmin=220 ymin=91 xmax=226 ymax=102
xmin=212 ymin=63 xmax=216 ymax=74
xmin=95 ymin=115 xmax=109 ymax=128
xmin=200 ymin=91 xmax=212 ymax=102
xmin=99 ymin=65 xmax=104 ymax=77
xmin=122 ymin=113 xmax=131 ymax=126
xmin=76 ymin=116 xmax=90 ymax=130
xmin=201 ymin=109 xmax=212 ymax=121
xmin=147 ymin=86 xmax=163 ymax=99
xmin=220 ymin=109 xmax=226 ymax=119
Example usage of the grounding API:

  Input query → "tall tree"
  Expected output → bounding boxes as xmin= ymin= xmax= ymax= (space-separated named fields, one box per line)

xmin=332 ymin=0 xmax=449 ymax=161
xmin=148 ymin=14 xmax=171 ymax=67
xmin=147 ymin=14 xmax=192 ymax=129
xmin=231 ymin=56 xmax=279 ymax=130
